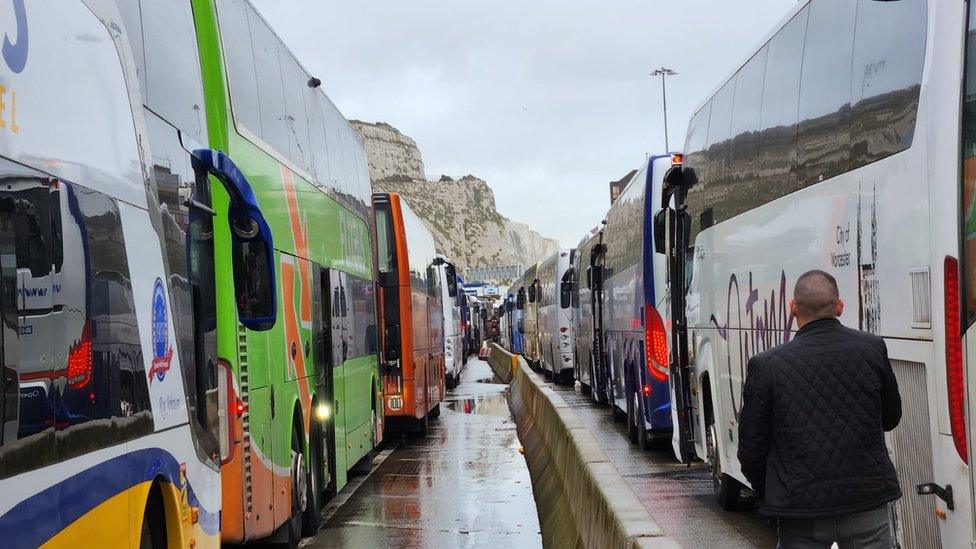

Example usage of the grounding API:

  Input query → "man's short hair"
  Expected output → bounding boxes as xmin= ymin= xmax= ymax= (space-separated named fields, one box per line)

xmin=794 ymin=270 xmax=840 ymax=319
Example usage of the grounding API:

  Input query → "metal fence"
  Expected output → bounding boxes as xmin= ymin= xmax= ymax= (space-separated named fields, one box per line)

xmin=464 ymin=265 xmax=524 ymax=283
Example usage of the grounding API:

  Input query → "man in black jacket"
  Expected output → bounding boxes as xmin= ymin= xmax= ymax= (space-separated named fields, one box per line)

xmin=738 ymin=270 xmax=902 ymax=548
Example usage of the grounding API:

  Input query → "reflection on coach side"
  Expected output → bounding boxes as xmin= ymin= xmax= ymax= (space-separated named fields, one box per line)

xmin=2 ymin=172 xmax=152 ymax=463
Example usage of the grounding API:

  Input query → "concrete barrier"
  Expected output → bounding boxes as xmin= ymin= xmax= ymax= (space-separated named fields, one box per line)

xmin=489 ymin=343 xmax=681 ymax=548
xmin=487 ymin=343 xmax=517 ymax=383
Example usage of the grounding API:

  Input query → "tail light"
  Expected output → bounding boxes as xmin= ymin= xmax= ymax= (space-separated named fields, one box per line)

xmin=944 ymin=256 xmax=967 ymax=464
xmin=644 ymin=306 xmax=669 ymax=382
xmin=67 ymin=323 xmax=92 ymax=389
xmin=216 ymin=358 xmax=236 ymax=464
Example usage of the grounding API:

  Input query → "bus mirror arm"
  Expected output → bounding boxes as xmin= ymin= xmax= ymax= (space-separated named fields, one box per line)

xmin=191 ymin=149 xmax=277 ymax=332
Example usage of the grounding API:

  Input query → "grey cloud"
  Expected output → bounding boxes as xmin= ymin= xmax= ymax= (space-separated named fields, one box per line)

xmin=253 ymin=0 xmax=795 ymax=247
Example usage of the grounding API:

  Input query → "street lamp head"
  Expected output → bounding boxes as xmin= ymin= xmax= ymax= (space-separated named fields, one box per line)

xmin=650 ymin=67 xmax=678 ymax=77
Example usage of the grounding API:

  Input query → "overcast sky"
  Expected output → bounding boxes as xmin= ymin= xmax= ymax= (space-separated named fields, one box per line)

xmin=252 ymin=0 xmax=796 ymax=248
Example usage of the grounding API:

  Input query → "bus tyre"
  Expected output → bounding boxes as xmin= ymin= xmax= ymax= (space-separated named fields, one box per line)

xmin=301 ymin=420 xmax=324 ymax=536
xmin=139 ymin=483 xmax=167 ymax=549
xmin=589 ymin=361 xmax=601 ymax=404
xmin=637 ymin=395 xmax=653 ymax=451
xmin=707 ymin=422 xmax=751 ymax=511
xmin=428 ymin=403 xmax=441 ymax=420
xmin=609 ymin=376 xmax=626 ymax=423
xmin=286 ymin=426 xmax=307 ymax=547
xmin=627 ymin=392 xmax=638 ymax=443
xmin=410 ymin=409 xmax=429 ymax=438
xmin=558 ymin=369 xmax=574 ymax=386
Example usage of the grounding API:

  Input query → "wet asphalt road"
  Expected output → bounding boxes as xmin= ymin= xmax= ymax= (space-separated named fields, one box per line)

xmin=548 ymin=380 xmax=777 ymax=549
xmin=306 ymin=358 xmax=542 ymax=549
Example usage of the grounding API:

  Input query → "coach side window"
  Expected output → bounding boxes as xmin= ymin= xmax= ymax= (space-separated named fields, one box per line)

xmin=322 ymin=102 xmax=349 ymax=197
xmin=756 ymin=6 xmax=808 ymax=201
xmin=217 ymin=0 xmax=262 ymax=136
xmin=249 ymin=6 xmax=290 ymax=158
xmin=683 ymin=104 xmax=710 ymax=242
xmin=280 ymin=51 xmax=313 ymax=174
xmin=702 ymin=79 xmax=735 ymax=229
xmin=345 ymin=274 xmax=377 ymax=358
xmin=850 ymin=0 xmax=926 ymax=167
xmin=308 ymin=96 xmax=331 ymax=185
xmin=118 ymin=0 xmax=208 ymax=145
xmin=68 ymin=186 xmax=152 ymax=434
xmin=723 ymin=47 xmax=767 ymax=224
xmin=796 ymin=0 xmax=857 ymax=187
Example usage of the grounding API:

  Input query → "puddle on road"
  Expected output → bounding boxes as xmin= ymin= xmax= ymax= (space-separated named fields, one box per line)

xmin=475 ymin=376 xmax=505 ymax=384
xmin=447 ymin=393 xmax=511 ymax=417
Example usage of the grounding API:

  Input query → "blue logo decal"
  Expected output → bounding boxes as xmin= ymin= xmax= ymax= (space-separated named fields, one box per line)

xmin=2 ymin=0 xmax=27 ymax=74
xmin=148 ymin=278 xmax=172 ymax=384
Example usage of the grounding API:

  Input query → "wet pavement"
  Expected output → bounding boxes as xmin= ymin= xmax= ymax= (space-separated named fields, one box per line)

xmin=306 ymin=358 xmax=542 ymax=549
xmin=549 ymin=382 xmax=777 ymax=549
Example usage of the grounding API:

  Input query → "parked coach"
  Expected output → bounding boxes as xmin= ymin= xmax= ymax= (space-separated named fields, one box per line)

xmin=537 ymin=249 xmax=577 ymax=384
xmin=602 ymin=154 xmax=674 ymax=449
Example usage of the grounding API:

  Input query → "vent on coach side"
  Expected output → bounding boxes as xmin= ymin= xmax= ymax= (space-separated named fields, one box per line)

xmin=238 ymin=324 xmax=253 ymax=513
xmin=889 ymin=359 xmax=941 ymax=549
xmin=909 ymin=268 xmax=931 ymax=328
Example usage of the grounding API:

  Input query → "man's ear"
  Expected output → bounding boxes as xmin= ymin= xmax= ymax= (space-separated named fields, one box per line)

xmin=790 ymin=299 xmax=798 ymax=318
xmin=835 ymin=299 xmax=845 ymax=318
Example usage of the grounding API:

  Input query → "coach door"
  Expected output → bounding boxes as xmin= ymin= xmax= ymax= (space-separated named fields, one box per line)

xmin=313 ymin=266 xmax=337 ymax=495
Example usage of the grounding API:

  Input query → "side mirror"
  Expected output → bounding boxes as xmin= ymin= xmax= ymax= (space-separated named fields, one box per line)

xmin=384 ymin=322 xmax=400 ymax=362
xmin=528 ymin=281 xmax=537 ymax=303
xmin=560 ymin=280 xmax=573 ymax=309
xmin=446 ymin=264 xmax=458 ymax=298
xmin=653 ymin=209 xmax=669 ymax=254
xmin=560 ymin=268 xmax=575 ymax=309
xmin=663 ymin=165 xmax=698 ymax=192
xmin=517 ymin=288 xmax=526 ymax=309
xmin=192 ymin=149 xmax=276 ymax=331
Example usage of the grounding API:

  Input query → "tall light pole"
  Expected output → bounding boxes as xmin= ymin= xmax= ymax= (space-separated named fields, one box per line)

xmin=650 ymin=67 xmax=678 ymax=151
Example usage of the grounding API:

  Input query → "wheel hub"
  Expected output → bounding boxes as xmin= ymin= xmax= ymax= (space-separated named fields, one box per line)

xmin=292 ymin=448 xmax=307 ymax=514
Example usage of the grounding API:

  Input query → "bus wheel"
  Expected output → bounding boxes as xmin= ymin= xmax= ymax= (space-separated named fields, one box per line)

xmin=708 ymin=421 xmax=751 ymax=511
xmin=286 ymin=426 xmax=307 ymax=546
xmin=139 ymin=483 xmax=167 ymax=549
xmin=301 ymin=420 xmax=324 ymax=536
xmin=637 ymin=396 xmax=653 ymax=451
xmin=589 ymin=360 xmax=600 ymax=404
xmin=428 ymin=403 xmax=441 ymax=420
xmin=627 ymin=392 xmax=638 ymax=443
xmin=558 ymin=369 xmax=574 ymax=386
xmin=415 ymin=411 xmax=429 ymax=437
xmin=609 ymin=375 xmax=626 ymax=423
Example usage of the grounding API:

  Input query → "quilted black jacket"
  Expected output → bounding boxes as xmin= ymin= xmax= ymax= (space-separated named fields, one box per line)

xmin=737 ymin=318 xmax=902 ymax=518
